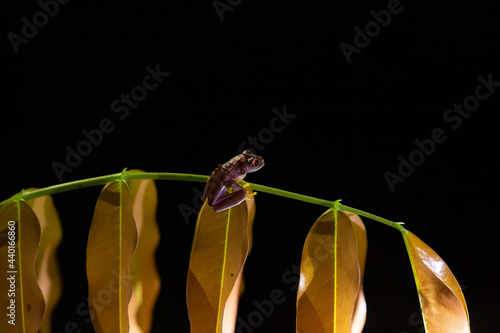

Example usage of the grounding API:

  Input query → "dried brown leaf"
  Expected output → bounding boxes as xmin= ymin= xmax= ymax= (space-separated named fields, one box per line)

xmin=345 ymin=211 xmax=367 ymax=333
xmin=86 ymin=181 xmax=138 ymax=333
xmin=405 ymin=231 xmax=470 ymax=333
xmin=296 ymin=209 xmax=361 ymax=333
xmin=27 ymin=193 xmax=63 ymax=333
xmin=186 ymin=200 xmax=251 ymax=333
xmin=0 ymin=201 xmax=45 ymax=332
xmin=127 ymin=172 xmax=161 ymax=333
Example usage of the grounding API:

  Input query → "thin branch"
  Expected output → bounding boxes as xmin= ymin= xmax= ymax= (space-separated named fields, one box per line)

xmin=0 ymin=171 xmax=405 ymax=231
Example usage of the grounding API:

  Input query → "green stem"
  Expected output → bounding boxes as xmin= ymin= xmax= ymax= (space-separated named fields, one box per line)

xmin=0 ymin=172 xmax=208 ymax=209
xmin=241 ymin=182 xmax=334 ymax=208
xmin=0 ymin=171 xmax=404 ymax=231
xmin=337 ymin=203 xmax=406 ymax=232
xmin=242 ymin=181 xmax=404 ymax=231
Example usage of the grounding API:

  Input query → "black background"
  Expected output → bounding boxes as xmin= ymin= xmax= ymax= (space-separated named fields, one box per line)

xmin=2 ymin=1 xmax=499 ymax=332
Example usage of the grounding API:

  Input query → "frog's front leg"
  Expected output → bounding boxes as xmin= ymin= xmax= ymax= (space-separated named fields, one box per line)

xmin=212 ymin=181 xmax=251 ymax=212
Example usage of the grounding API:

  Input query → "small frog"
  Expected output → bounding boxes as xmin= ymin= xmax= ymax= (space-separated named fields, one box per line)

xmin=201 ymin=150 xmax=265 ymax=212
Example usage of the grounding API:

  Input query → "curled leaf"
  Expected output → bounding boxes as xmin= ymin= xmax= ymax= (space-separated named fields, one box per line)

xmin=404 ymin=230 xmax=470 ymax=333
xmin=345 ymin=211 xmax=367 ymax=333
xmin=86 ymin=181 xmax=138 ymax=333
xmin=27 ymin=193 xmax=63 ymax=333
xmin=0 ymin=201 xmax=45 ymax=333
xmin=296 ymin=209 xmax=361 ymax=333
xmin=186 ymin=200 xmax=251 ymax=333
xmin=128 ymin=172 xmax=161 ymax=333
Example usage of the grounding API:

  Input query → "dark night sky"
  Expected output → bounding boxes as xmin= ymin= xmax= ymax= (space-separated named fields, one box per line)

xmin=2 ymin=1 xmax=499 ymax=332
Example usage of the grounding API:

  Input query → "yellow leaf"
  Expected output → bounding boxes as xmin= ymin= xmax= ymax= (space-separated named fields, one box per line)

xmin=344 ymin=211 xmax=367 ymax=333
xmin=404 ymin=231 xmax=470 ymax=333
xmin=186 ymin=200 xmax=251 ymax=333
xmin=86 ymin=181 xmax=138 ymax=333
xmin=27 ymin=193 xmax=63 ymax=333
xmin=246 ymin=198 xmax=256 ymax=253
xmin=222 ymin=269 xmax=244 ymax=332
xmin=127 ymin=171 xmax=161 ymax=333
xmin=237 ymin=197 xmax=256 ymax=300
xmin=296 ymin=209 xmax=361 ymax=333
xmin=226 ymin=198 xmax=256 ymax=329
xmin=0 ymin=201 xmax=45 ymax=333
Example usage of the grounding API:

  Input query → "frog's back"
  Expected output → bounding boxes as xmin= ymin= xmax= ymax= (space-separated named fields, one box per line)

xmin=201 ymin=153 xmax=250 ymax=206
xmin=201 ymin=164 xmax=223 ymax=203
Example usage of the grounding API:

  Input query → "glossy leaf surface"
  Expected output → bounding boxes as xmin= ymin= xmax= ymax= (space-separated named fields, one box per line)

xmin=224 ymin=198 xmax=255 ymax=331
xmin=128 ymin=172 xmax=161 ymax=333
xmin=297 ymin=209 xmax=361 ymax=333
xmin=405 ymin=231 xmax=470 ymax=333
xmin=27 ymin=193 xmax=63 ymax=333
xmin=86 ymin=181 xmax=138 ymax=333
xmin=0 ymin=201 xmax=45 ymax=332
xmin=186 ymin=199 xmax=252 ymax=333
xmin=345 ymin=211 xmax=367 ymax=333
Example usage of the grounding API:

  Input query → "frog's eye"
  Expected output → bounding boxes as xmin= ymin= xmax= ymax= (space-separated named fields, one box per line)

xmin=252 ymin=159 xmax=260 ymax=168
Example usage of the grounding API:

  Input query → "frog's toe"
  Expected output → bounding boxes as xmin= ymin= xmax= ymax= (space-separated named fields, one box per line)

xmin=245 ymin=191 xmax=257 ymax=200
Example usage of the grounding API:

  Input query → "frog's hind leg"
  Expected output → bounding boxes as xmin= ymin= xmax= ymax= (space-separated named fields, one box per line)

xmin=213 ymin=189 xmax=247 ymax=212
